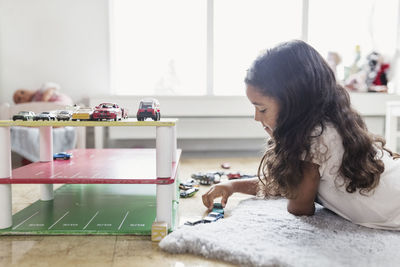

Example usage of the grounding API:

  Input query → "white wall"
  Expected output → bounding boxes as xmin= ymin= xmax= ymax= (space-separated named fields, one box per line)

xmin=0 ymin=0 xmax=110 ymax=104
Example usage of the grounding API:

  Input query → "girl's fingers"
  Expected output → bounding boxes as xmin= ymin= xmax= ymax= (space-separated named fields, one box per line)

xmin=221 ymin=194 xmax=229 ymax=208
xmin=202 ymin=187 xmax=220 ymax=211
xmin=202 ymin=187 xmax=214 ymax=208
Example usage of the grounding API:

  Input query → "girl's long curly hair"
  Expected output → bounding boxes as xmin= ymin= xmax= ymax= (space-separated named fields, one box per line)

xmin=245 ymin=40 xmax=393 ymax=198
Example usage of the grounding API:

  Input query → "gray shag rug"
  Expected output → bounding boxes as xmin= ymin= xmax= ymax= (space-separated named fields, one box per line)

xmin=159 ymin=198 xmax=400 ymax=267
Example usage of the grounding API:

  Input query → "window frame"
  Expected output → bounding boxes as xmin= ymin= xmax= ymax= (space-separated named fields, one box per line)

xmin=110 ymin=0 xmax=400 ymax=96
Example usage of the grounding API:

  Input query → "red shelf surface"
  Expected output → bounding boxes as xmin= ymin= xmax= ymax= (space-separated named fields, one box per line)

xmin=1 ymin=149 xmax=180 ymax=185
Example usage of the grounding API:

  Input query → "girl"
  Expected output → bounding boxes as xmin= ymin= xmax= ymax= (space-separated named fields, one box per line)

xmin=202 ymin=40 xmax=400 ymax=230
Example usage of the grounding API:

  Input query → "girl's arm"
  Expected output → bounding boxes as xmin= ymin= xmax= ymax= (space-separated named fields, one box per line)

xmin=287 ymin=161 xmax=320 ymax=216
xmin=202 ymin=178 xmax=259 ymax=211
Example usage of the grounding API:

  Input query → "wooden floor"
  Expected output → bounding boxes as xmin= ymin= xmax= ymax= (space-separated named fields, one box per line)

xmin=1 ymin=154 xmax=260 ymax=267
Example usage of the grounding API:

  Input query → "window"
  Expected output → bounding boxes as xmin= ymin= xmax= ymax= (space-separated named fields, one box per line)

xmin=308 ymin=0 xmax=399 ymax=82
xmin=213 ymin=0 xmax=302 ymax=95
xmin=111 ymin=0 xmax=400 ymax=96
xmin=111 ymin=0 xmax=207 ymax=96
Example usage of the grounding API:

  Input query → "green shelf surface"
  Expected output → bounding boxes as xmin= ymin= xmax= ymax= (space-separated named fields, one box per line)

xmin=1 ymin=183 xmax=178 ymax=235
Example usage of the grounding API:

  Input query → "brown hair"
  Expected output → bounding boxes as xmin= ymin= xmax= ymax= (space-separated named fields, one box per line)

xmin=245 ymin=40 xmax=394 ymax=198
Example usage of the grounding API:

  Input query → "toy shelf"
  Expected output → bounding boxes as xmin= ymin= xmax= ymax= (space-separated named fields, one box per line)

xmin=0 ymin=118 xmax=177 ymax=127
xmin=0 ymin=119 xmax=179 ymax=233
xmin=2 ymin=149 xmax=180 ymax=185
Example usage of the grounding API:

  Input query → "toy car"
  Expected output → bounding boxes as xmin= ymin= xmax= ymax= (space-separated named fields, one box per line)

xmin=191 ymin=171 xmax=224 ymax=185
xmin=53 ymin=152 xmax=72 ymax=160
xmin=184 ymin=203 xmax=224 ymax=226
xmin=203 ymin=212 xmax=224 ymax=223
xmin=33 ymin=111 xmax=56 ymax=121
xmin=92 ymin=102 xmax=128 ymax=121
xmin=12 ymin=111 xmax=35 ymax=121
xmin=227 ymin=172 xmax=257 ymax=180
xmin=180 ymin=187 xmax=199 ymax=198
xmin=56 ymin=110 xmax=72 ymax=121
xmin=221 ymin=162 xmax=231 ymax=169
xmin=184 ymin=219 xmax=206 ymax=226
xmin=71 ymin=108 xmax=93 ymax=121
xmin=179 ymin=179 xmax=200 ymax=190
xmin=137 ymin=98 xmax=160 ymax=121
xmin=212 ymin=203 xmax=224 ymax=215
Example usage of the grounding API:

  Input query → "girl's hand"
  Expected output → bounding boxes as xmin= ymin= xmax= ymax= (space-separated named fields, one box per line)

xmin=202 ymin=182 xmax=234 ymax=211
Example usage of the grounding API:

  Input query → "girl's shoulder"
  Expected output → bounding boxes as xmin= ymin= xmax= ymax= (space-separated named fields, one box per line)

xmin=309 ymin=122 xmax=342 ymax=148
xmin=305 ymin=122 xmax=343 ymax=165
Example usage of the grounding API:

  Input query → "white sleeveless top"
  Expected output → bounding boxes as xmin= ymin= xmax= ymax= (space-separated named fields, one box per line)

xmin=307 ymin=123 xmax=400 ymax=230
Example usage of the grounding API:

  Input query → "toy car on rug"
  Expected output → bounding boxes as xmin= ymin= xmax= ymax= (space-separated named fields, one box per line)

xmin=92 ymin=102 xmax=128 ymax=121
xmin=137 ymin=98 xmax=161 ymax=121
xmin=203 ymin=212 xmax=224 ymax=223
xmin=184 ymin=203 xmax=224 ymax=226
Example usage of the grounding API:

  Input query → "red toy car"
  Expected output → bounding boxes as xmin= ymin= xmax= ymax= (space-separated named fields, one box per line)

xmin=137 ymin=98 xmax=160 ymax=121
xmin=92 ymin=103 xmax=128 ymax=121
xmin=227 ymin=172 xmax=256 ymax=180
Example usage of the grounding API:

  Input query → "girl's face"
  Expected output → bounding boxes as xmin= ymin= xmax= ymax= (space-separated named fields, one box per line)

xmin=246 ymin=84 xmax=280 ymax=137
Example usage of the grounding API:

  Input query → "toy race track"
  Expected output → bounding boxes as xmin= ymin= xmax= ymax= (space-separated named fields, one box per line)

xmin=0 ymin=149 xmax=180 ymax=235
xmin=0 ymin=119 xmax=179 ymax=234
xmin=7 ymin=149 xmax=178 ymax=185
xmin=1 ymin=183 xmax=178 ymax=235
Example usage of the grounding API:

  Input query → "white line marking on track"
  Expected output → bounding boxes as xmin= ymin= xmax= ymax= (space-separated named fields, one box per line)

xmin=51 ymin=171 xmax=62 ymax=178
xmin=70 ymin=172 xmax=81 ymax=178
xmin=12 ymin=211 xmax=39 ymax=230
xmin=118 ymin=211 xmax=130 ymax=230
xmin=48 ymin=211 xmax=70 ymax=230
xmin=83 ymin=211 xmax=99 ymax=230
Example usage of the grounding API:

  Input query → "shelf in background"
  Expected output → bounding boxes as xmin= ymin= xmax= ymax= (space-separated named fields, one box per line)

xmin=0 ymin=118 xmax=177 ymax=127
xmin=1 ymin=149 xmax=181 ymax=185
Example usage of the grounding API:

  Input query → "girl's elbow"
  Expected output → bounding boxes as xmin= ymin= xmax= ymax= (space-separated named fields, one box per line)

xmin=287 ymin=204 xmax=315 ymax=216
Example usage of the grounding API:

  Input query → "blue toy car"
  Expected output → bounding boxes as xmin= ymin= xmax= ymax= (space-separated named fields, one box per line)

xmin=53 ymin=152 xmax=72 ymax=160
xmin=203 ymin=212 xmax=224 ymax=223
xmin=212 ymin=203 xmax=224 ymax=215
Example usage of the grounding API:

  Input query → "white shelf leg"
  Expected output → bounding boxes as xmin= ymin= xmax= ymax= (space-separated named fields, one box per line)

xmin=156 ymin=184 xmax=174 ymax=229
xmin=94 ymin=126 xmax=104 ymax=149
xmin=0 ymin=126 xmax=12 ymax=229
xmin=156 ymin=126 xmax=175 ymax=228
xmin=76 ymin=126 xmax=86 ymax=149
xmin=172 ymin=125 xmax=177 ymax=163
xmin=39 ymin=126 xmax=54 ymax=201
